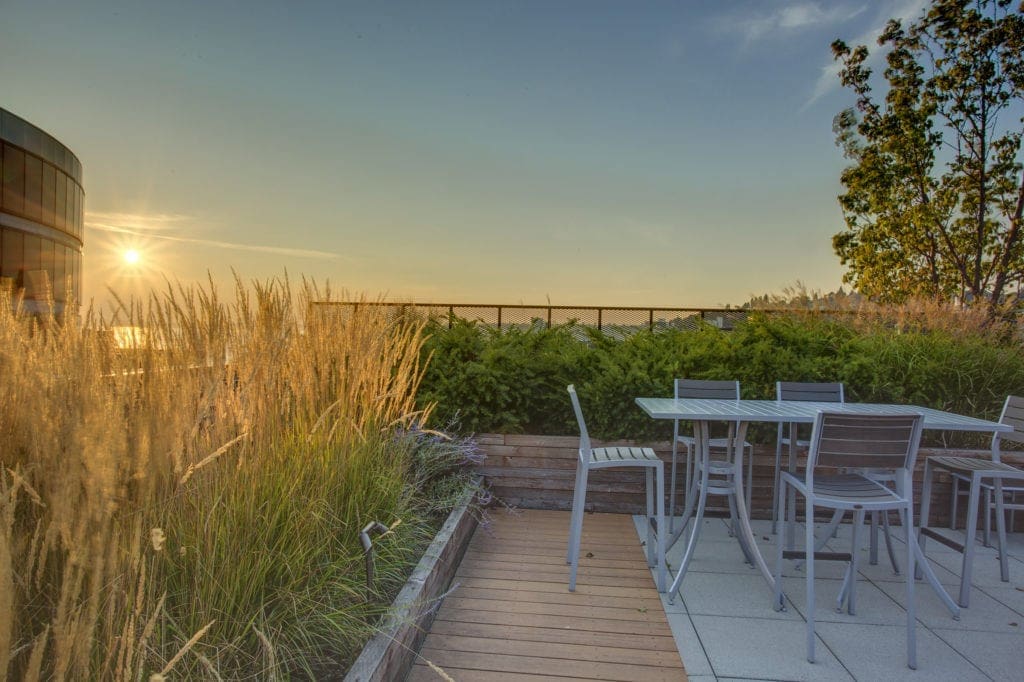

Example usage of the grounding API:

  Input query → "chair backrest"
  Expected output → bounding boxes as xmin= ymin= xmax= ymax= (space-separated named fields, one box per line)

xmin=567 ymin=385 xmax=591 ymax=458
xmin=995 ymin=394 xmax=1024 ymax=451
xmin=777 ymin=381 xmax=844 ymax=403
xmin=807 ymin=412 xmax=924 ymax=482
xmin=675 ymin=378 xmax=740 ymax=400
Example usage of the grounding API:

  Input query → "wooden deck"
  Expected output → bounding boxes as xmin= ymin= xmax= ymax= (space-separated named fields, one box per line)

xmin=409 ymin=509 xmax=686 ymax=681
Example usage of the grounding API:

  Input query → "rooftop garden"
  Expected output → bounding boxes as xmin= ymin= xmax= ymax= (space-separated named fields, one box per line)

xmin=0 ymin=278 xmax=482 ymax=680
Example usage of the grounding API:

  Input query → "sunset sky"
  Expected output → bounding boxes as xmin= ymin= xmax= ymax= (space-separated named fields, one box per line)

xmin=0 ymin=0 xmax=930 ymax=308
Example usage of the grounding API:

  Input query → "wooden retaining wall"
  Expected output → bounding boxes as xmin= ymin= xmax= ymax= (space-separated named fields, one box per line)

xmin=475 ymin=433 xmax=991 ymax=528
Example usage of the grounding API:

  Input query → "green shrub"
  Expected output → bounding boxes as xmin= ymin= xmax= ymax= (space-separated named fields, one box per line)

xmin=418 ymin=312 xmax=1024 ymax=446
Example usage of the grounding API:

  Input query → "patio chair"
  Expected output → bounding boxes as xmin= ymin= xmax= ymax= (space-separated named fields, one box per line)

xmin=918 ymin=394 xmax=1024 ymax=607
xmin=566 ymin=385 xmax=666 ymax=592
xmin=773 ymin=411 xmax=924 ymax=669
xmin=771 ymin=381 xmax=844 ymax=534
xmin=671 ymin=379 xmax=753 ymax=534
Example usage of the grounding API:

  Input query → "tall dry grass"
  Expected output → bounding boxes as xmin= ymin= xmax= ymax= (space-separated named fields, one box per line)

xmin=0 ymin=275 xmax=439 ymax=679
xmin=753 ymin=283 xmax=1018 ymax=339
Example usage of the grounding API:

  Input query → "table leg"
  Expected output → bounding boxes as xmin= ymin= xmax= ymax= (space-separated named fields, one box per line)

xmin=731 ymin=421 xmax=776 ymax=591
xmin=667 ymin=440 xmax=702 ymax=550
xmin=911 ymin=466 xmax=961 ymax=618
xmin=667 ymin=421 xmax=711 ymax=603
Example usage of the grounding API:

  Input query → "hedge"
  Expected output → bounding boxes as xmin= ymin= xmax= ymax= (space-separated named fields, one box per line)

xmin=417 ymin=313 xmax=1024 ymax=446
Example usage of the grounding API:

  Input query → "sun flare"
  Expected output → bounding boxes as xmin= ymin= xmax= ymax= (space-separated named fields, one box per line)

xmin=123 ymin=249 xmax=141 ymax=266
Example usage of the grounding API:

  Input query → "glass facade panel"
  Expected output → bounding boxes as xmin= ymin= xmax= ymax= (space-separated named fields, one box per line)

xmin=2 ymin=144 xmax=25 ymax=214
xmin=41 ymin=163 xmax=56 ymax=227
xmin=74 ymin=185 xmax=82 ymax=237
xmin=65 ymin=176 xmax=75 ymax=236
xmin=1 ymin=229 xmax=24 ymax=284
xmin=55 ymin=171 xmax=67 ymax=231
xmin=39 ymin=238 xmax=55 ymax=300
xmin=73 ymin=251 xmax=80 ymax=301
xmin=53 ymin=244 xmax=66 ymax=301
xmin=22 ymin=234 xmax=41 ymax=272
xmin=24 ymin=154 xmax=42 ymax=220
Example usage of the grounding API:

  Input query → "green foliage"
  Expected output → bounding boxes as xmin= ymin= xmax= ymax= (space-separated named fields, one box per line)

xmin=157 ymin=427 xmax=478 ymax=678
xmin=418 ymin=318 xmax=587 ymax=434
xmin=831 ymin=0 xmax=1024 ymax=311
xmin=418 ymin=314 xmax=1024 ymax=447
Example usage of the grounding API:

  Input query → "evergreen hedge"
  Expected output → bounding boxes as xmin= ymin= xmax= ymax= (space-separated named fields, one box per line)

xmin=418 ymin=313 xmax=1024 ymax=446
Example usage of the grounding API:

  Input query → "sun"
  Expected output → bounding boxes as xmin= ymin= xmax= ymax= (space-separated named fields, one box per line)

xmin=123 ymin=249 xmax=141 ymax=266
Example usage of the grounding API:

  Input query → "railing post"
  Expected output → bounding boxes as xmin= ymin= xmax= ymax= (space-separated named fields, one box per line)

xmin=547 ymin=307 xmax=552 ymax=329
xmin=597 ymin=308 xmax=602 ymax=331
xmin=448 ymin=305 xmax=453 ymax=329
xmin=649 ymin=309 xmax=654 ymax=331
xmin=497 ymin=306 xmax=502 ymax=331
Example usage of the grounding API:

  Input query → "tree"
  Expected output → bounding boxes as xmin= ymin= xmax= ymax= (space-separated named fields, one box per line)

xmin=831 ymin=0 xmax=1024 ymax=314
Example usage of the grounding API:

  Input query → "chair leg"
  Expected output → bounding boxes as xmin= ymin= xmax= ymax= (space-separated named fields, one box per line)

xmin=655 ymin=463 xmax=666 ymax=593
xmin=786 ymin=426 xmax=798 ymax=551
xmin=567 ymin=463 xmax=585 ymax=564
xmin=869 ymin=511 xmax=879 ymax=566
xmin=916 ymin=460 xmax=935 ymax=581
xmin=771 ymin=431 xmax=783 ymax=534
xmin=993 ymin=478 xmax=1009 ymax=583
xmin=959 ymin=473 xmax=982 ymax=608
xmin=568 ymin=465 xmax=590 ymax=592
xmin=670 ymin=425 xmax=680 ymax=535
xmin=950 ymin=475 xmax=959 ymax=530
xmin=983 ymin=487 xmax=992 ymax=548
xmin=848 ymin=510 xmax=865 ymax=615
xmin=882 ymin=511 xmax=900 ymax=575
xmin=904 ymin=501 xmax=917 ymax=670
xmin=805 ymin=497 xmax=817 ymax=664
xmin=646 ymin=468 xmax=656 ymax=569
xmin=773 ymin=477 xmax=787 ymax=612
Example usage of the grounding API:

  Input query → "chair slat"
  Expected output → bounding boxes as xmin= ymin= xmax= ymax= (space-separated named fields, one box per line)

xmin=675 ymin=379 xmax=739 ymax=400
xmin=813 ymin=414 xmax=920 ymax=470
xmin=777 ymin=381 xmax=844 ymax=403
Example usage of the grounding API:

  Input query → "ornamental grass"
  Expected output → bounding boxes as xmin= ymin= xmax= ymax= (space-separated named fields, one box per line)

xmin=0 ymin=275 xmax=474 ymax=680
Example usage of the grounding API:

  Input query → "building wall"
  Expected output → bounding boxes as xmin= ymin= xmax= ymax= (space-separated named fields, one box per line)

xmin=0 ymin=108 xmax=83 ymax=314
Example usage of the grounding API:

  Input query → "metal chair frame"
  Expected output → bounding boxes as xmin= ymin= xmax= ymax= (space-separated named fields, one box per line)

xmin=773 ymin=411 xmax=924 ymax=669
xmin=918 ymin=394 xmax=1024 ymax=607
xmin=772 ymin=381 xmax=845 ymax=535
xmin=670 ymin=379 xmax=753 ymax=534
xmin=566 ymin=385 xmax=666 ymax=592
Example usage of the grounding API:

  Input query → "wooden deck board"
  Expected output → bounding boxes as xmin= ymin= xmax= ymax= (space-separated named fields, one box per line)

xmin=412 ymin=510 xmax=686 ymax=681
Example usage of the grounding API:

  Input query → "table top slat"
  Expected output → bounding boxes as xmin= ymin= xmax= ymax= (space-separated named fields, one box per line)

xmin=635 ymin=397 xmax=1010 ymax=433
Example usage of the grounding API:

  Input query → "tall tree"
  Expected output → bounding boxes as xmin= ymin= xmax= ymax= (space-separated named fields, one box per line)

xmin=832 ymin=0 xmax=1024 ymax=313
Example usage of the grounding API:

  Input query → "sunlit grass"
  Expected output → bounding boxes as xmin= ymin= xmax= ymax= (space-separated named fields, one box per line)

xmin=0 ymin=275 xmax=474 ymax=679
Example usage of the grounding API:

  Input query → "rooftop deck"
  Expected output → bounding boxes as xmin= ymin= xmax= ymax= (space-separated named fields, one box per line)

xmin=411 ymin=509 xmax=686 ymax=681
xmin=643 ymin=514 xmax=1024 ymax=682
xmin=414 ymin=510 xmax=1024 ymax=682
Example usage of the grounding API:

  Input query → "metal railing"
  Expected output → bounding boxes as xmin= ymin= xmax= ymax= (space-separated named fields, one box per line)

xmin=309 ymin=301 xmax=774 ymax=335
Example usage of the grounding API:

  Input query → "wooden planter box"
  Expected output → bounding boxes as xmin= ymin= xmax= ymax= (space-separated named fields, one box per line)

xmin=475 ymin=433 xmax=987 ymax=528
xmin=344 ymin=486 xmax=479 ymax=682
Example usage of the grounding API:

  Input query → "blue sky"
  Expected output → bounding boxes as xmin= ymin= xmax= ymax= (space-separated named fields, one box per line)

xmin=0 ymin=0 xmax=930 ymax=307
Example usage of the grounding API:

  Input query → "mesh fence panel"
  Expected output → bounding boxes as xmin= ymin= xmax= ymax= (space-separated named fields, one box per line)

xmin=310 ymin=303 xmax=758 ymax=337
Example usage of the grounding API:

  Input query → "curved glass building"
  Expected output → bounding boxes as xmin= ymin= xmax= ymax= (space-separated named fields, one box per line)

xmin=0 ymin=107 xmax=83 ymax=315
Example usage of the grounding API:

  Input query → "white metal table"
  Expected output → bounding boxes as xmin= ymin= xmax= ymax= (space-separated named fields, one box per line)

xmin=635 ymin=397 xmax=1011 ymax=614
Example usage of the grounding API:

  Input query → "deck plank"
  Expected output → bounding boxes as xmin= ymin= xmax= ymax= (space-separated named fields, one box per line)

xmin=412 ymin=509 xmax=686 ymax=681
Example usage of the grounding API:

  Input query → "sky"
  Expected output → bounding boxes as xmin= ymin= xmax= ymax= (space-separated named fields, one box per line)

xmin=0 ymin=0 xmax=931 ymax=308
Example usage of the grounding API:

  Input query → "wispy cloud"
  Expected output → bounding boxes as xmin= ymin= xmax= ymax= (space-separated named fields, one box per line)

xmin=86 ymin=211 xmax=341 ymax=260
xmin=801 ymin=0 xmax=929 ymax=111
xmin=714 ymin=2 xmax=868 ymax=44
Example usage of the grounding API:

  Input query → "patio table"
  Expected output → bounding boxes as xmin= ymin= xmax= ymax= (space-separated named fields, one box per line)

xmin=635 ymin=397 xmax=1011 ymax=614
